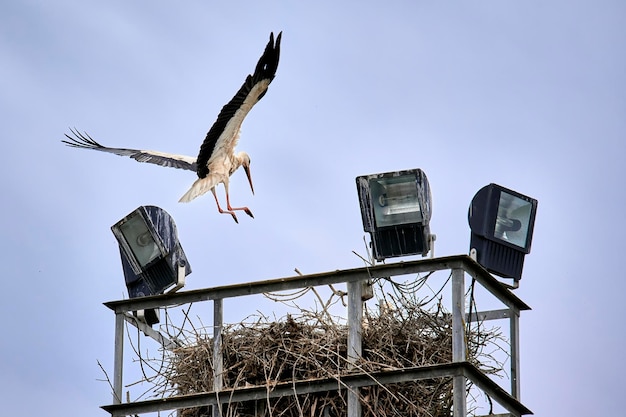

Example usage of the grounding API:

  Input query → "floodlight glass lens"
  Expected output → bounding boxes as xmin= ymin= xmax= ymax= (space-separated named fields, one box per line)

xmin=120 ymin=213 xmax=161 ymax=268
xmin=370 ymin=174 xmax=422 ymax=227
xmin=494 ymin=191 xmax=532 ymax=248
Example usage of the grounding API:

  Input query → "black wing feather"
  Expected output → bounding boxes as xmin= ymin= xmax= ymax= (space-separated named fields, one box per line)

xmin=63 ymin=129 xmax=197 ymax=171
xmin=196 ymin=31 xmax=281 ymax=179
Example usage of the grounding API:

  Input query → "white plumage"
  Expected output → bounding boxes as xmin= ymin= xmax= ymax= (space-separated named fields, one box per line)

xmin=63 ymin=32 xmax=281 ymax=223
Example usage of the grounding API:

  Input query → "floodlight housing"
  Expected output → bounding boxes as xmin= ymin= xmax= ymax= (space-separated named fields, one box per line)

xmin=469 ymin=183 xmax=537 ymax=282
xmin=356 ymin=168 xmax=432 ymax=261
xmin=112 ymin=206 xmax=191 ymax=325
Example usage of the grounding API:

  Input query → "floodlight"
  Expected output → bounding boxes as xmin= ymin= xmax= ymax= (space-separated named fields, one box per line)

xmin=356 ymin=168 xmax=433 ymax=261
xmin=468 ymin=183 xmax=537 ymax=284
xmin=112 ymin=206 xmax=191 ymax=325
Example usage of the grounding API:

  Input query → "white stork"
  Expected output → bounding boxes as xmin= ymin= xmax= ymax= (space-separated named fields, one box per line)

xmin=63 ymin=32 xmax=281 ymax=223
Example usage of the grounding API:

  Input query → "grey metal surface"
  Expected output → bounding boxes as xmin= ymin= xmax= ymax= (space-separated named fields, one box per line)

xmin=212 ymin=298 xmax=223 ymax=417
xmin=467 ymin=308 xmax=512 ymax=322
xmin=104 ymin=255 xmax=530 ymax=313
xmin=104 ymin=255 xmax=533 ymax=416
xmin=347 ymin=280 xmax=363 ymax=417
xmin=510 ymin=309 xmax=521 ymax=399
xmin=113 ymin=313 xmax=124 ymax=405
xmin=102 ymin=362 xmax=532 ymax=416
xmin=451 ymin=268 xmax=467 ymax=417
xmin=122 ymin=313 xmax=180 ymax=350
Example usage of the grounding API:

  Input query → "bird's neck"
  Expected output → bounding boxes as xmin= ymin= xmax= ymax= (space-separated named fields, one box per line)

xmin=229 ymin=153 xmax=245 ymax=175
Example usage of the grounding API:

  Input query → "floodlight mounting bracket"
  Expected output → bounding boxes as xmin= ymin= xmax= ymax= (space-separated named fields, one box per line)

xmin=428 ymin=234 xmax=437 ymax=258
xmin=135 ymin=308 xmax=159 ymax=326
xmin=165 ymin=259 xmax=188 ymax=294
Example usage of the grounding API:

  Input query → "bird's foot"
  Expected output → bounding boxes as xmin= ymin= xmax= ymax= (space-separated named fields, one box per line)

xmin=227 ymin=205 xmax=254 ymax=219
xmin=216 ymin=206 xmax=239 ymax=223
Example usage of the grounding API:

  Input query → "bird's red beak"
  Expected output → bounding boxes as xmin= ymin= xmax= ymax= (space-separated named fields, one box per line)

xmin=244 ymin=164 xmax=254 ymax=195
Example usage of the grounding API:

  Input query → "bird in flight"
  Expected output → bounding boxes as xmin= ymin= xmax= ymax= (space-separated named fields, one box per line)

xmin=63 ymin=32 xmax=281 ymax=223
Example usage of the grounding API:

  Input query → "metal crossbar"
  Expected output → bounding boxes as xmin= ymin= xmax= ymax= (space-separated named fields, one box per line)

xmin=102 ymin=255 xmax=532 ymax=417
xmin=104 ymin=255 xmax=530 ymax=314
xmin=102 ymin=362 xmax=531 ymax=416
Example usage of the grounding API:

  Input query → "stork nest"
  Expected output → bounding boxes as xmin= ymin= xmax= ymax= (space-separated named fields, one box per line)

xmin=160 ymin=293 xmax=504 ymax=417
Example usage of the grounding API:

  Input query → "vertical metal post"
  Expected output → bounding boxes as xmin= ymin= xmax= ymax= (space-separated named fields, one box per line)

xmin=347 ymin=280 xmax=363 ymax=417
xmin=451 ymin=268 xmax=467 ymax=417
xmin=113 ymin=312 xmax=124 ymax=405
xmin=510 ymin=308 xmax=521 ymax=399
xmin=213 ymin=298 xmax=224 ymax=417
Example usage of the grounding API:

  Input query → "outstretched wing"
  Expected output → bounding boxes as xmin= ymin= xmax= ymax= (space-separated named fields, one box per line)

xmin=195 ymin=31 xmax=282 ymax=179
xmin=63 ymin=129 xmax=198 ymax=172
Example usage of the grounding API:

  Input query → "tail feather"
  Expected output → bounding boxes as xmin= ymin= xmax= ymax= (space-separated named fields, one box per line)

xmin=179 ymin=175 xmax=220 ymax=203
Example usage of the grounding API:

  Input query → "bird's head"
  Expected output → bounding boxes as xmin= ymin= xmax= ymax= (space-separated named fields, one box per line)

xmin=237 ymin=151 xmax=254 ymax=195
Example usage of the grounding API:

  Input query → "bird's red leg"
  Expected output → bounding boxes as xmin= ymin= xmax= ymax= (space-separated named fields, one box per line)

xmin=211 ymin=188 xmax=239 ymax=223
xmin=224 ymin=183 xmax=254 ymax=219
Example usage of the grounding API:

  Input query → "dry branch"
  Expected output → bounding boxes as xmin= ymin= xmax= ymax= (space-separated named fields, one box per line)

xmin=150 ymin=289 xmax=504 ymax=417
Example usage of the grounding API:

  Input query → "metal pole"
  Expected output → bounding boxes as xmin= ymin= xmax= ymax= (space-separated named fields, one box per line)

xmin=451 ymin=268 xmax=467 ymax=417
xmin=347 ymin=280 xmax=363 ymax=417
xmin=510 ymin=309 xmax=520 ymax=399
xmin=113 ymin=312 xmax=124 ymax=405
xmin=213 ymin=298 xmax=224 ymax=417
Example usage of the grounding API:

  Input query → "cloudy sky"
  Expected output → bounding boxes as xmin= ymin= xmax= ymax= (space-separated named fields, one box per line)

xmin=1 ymin=1 xmax=624 ymax=415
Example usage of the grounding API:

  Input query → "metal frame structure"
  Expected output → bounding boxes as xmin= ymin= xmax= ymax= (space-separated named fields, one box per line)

xmin=102 ymin=255 xmax=532 ymax=417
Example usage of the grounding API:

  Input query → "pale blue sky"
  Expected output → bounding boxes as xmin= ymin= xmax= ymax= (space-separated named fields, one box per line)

xmin=1 ymin=1 xmax=624 ymax=415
